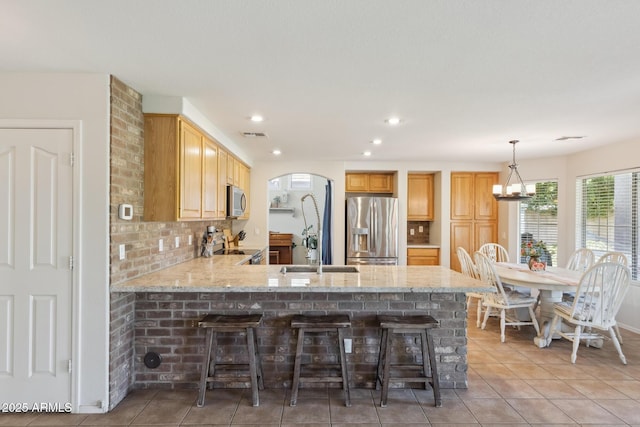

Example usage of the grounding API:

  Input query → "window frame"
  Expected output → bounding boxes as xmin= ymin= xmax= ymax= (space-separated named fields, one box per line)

xmin=519 ymin=180 xmax=559 ymax=267
xmin=576 ymin=169 xmax=638 ymax=280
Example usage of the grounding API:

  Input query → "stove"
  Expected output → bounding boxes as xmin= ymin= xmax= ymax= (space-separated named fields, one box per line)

xmin=214 ymin=248 xmax=263 ymax=264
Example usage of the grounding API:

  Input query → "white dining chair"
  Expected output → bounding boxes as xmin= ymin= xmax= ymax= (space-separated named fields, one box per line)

xmin=457 ymin=247 xmax=484 ymax=327
xmin=546 ymin=262 xmax=630 ymax=364
xmin=596 ymin=251 xmax=628 ymax=266
xmin=565 ymin=248 xmax=595 ymax=272
xmin=474 ymin=251 xmax=540 ymax=343
xmin=594 ymin=251 xmax=628 ymax=343
xmin=478 ymin=243 xmax=510 ymax=263
xmin=562 ymin=248 xmax=595 ymax=304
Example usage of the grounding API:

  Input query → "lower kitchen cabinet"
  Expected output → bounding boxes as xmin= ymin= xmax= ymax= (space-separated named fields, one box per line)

xmin=407 ymin=248 xmax=439 ymax=265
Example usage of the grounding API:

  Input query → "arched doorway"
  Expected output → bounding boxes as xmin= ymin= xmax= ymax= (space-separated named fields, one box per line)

xmin=267 ymin=173 xmax=333 ymax=264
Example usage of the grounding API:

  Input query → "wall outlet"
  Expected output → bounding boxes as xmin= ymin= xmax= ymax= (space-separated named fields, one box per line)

xmin=410 ymin=228 xmax=415 ymax=235
xmin=418 ymin=225 xmax=424 ymax=233
xmin=119 ymin=244 xmax=125 ymax=260
xmin=175 ymin=236 xmax=180 ymax=248
xmin=159 ymin=239 xmax=163 ymax=252
xmin=344 ymin=338 xmax=352 ymax=353
xmin=188 ymin=235 xmax=193 ymax=245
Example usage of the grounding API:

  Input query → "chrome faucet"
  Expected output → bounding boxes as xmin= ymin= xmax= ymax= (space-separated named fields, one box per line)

xmin=301 ymin=193 xmax=322 ymax=274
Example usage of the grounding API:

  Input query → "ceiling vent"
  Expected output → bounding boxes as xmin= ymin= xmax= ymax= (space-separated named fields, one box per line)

xmin=555 ymin=136 xmax=585 ymax=141
xmin=241 ymin=131 xmax=268 ymax=138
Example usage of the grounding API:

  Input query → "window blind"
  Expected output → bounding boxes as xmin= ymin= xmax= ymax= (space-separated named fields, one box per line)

xmin=519 ymin=181 xmax=558 ymax=266
xmin=576 ymin=171 xmax=638 ymax=280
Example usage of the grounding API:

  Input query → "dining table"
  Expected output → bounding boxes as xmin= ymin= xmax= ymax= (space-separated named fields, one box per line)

xmin=493 ymin=262 xmax=585 ymax=348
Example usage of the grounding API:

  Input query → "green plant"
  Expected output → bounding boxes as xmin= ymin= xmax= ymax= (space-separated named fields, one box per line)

xmin=301 ymin=225 xmax=317 ymax=249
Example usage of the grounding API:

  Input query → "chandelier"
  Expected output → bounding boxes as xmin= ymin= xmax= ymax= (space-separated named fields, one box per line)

xmin=492 ymin=140 xmax=535 ymax=201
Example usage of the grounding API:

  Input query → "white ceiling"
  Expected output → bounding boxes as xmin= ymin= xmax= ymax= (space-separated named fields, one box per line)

xmin=2 ymin=0 xmax=640 ymax=164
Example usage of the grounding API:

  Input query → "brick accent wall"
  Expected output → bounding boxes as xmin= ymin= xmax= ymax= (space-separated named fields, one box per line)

xmin=109 ymin=292 xmax=135 ymax=406
xmin=108 ymin=77 xmax=232 ymax=408
xmin=133 ymin=291 xmax=468 ymax=391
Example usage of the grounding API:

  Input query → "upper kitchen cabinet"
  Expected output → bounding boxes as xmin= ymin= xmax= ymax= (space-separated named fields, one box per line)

xmin=143 ymin=114 xmax=246 ymax=221
xmin=227 ymin=154 xmax=238 ymax=185
xmin=217 ymin=147 xmax=228 ymax=219
xmin=407 ymin=173 xmax=434 ymax=221
xmin=450 ymin=172 xmax=498 ymax=221
xmin=202 ymin=138 xmax=219 ymax=219
xmin=345 ymin=172 xmax=394 ymax=193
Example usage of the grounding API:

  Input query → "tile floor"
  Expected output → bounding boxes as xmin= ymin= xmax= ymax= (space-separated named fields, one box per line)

xmin=3 ymin=309 xmax=640 ymax=426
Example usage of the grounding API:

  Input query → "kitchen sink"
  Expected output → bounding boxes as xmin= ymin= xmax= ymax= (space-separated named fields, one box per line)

xmin=280 ymin=265 xmax=359 ymax=274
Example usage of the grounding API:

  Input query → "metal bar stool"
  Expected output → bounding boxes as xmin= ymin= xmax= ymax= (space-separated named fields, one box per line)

xmin=290 ymin=314 xmax=352 ymax=407
xmin=197 ymin=314 xmax=264 ymax=407
xmin=376 ymin=314 xmax=441 ymax=407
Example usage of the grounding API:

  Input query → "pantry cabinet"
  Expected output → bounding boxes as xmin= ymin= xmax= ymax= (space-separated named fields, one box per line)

xmin=143 ymin=114 xmax=249 ymax=221
xmin=450 ymin=172 xmax=498 ymax=272
xmin=345 ymin=172 xmax=394 ymax=193
xmin=407 ymin=173 xmax=434 ymax=221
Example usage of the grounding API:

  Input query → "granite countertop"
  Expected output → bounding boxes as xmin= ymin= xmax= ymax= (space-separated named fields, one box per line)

xmin=407 ymin=244 xmax=441 ymax=248
xmin=110 ymin=256 xmax=491 ymax=293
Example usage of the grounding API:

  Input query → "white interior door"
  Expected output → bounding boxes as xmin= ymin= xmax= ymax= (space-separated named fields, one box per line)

xmin=0 ymin=128 xmax=73 ymax=406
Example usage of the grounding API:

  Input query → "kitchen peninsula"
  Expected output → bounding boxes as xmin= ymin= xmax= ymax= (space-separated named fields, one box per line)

xmin=110 ymin=256 xmax=491 ymax=394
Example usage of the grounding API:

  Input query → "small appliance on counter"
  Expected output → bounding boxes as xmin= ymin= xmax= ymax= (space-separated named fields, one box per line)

xmin=200 ymin=226 xmax=218 ymax=257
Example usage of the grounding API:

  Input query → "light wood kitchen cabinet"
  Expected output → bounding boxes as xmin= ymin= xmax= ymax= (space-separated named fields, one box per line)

xmin=407 ymin=248 xmax=439 ymax=265
xmin=143 ymin=113 xmax=247 ymax=221
xmin=179 ymin=121 xmax=204 ymax=219
xmin=217 ymin=147 xmax=228 ymax=218
xmin=407 ymin=173 xmax=434 ymax=220
xmin=227 ymin=154 xmax=238 ymax=185
xmin=450 ymin=172 xmax=498 ymax=272
xmin=345 ymin=172 xmax=394 ymax=193
xmin=202 ymin=137 xmax=218 ymax=218
xmin=237 ymin=161 xmax=250 ymax=219
xmin=144 ymin=114 xmax=204 ymax=221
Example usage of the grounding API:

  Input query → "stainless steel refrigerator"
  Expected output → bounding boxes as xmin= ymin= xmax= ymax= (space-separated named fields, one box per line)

xmin=346 ymin=196 xmax=398 ymax=265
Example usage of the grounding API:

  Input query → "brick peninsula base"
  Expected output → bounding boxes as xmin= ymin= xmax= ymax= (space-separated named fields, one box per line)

xmin=109 ymin=262 xmax=491 ymax=408
xmin=125 ymin=291 xmax=468 ymax=391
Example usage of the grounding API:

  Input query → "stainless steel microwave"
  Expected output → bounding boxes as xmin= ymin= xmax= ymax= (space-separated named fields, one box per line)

xmin=227 ymin=185 xmax=246 ymax=218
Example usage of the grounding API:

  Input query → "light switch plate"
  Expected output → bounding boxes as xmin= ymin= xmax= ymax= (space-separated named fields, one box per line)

xmin=159 ymin=239 xmax=163 ymax=252
xmin=410 ymin=229 xmax=415 ymax=235
xmin=419 ymin=225 xmax=424 ymax=233
xmin=119 ymin=244 xmax=125 ymax=260
xmin=175 ymin=236 xmax=180 ymax=248
xmin=188 ymin=235 xmax=193 ymax=245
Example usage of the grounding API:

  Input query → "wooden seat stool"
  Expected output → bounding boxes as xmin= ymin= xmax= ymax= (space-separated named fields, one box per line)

xmin=290 ymin=314 xmax=352 ymax=407
xmin=197 ymin=314 xmax=264 ymax=407
xmin=376 ymin=314 xmax=441 ymax=407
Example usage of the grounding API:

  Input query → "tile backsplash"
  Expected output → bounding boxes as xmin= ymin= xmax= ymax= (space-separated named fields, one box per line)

xmin=407 ymin=220 xmax=430 ymax=244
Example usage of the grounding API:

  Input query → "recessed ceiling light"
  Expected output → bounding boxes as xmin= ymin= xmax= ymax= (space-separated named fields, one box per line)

xmin=385 ymin=117 xmax=401 ymax=125
xmin=371 ymin=139 xmax=382 ymax=145
xmin=363 ymin=151 xmax=372 ymax=157
xmin=272 ymin=149 xmax=281 ymax=155
xmin=250 ymin=115 xmax=264 ymax=122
